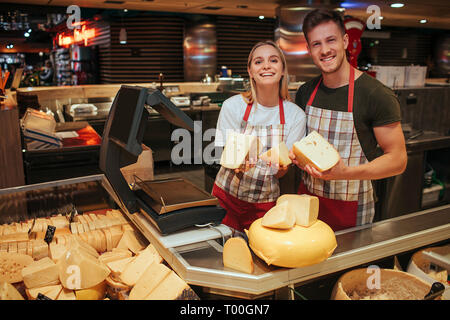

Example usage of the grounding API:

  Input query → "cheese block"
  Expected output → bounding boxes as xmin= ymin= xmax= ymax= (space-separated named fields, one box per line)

xmin=276 ymin=194 xmax=319 ymax=227
xmin=50 ymin=216 xmax=69 ymax=229
xmin=49 ymin=243 xmax=67 ymax=263
xmin=222 ymin=237 xmax=254 ymax=274
xmin=106 ymin=257 xmax=134 ymax=280
xmin=0 ymin=281 xmax=24 ymax=300
xmin=220 ymin=131 xmax=260 ymax=169
xmin=0 ymin=252 xmax=34 ymax=283
xmin=75 ymin=281 xmax=106 ymax=300
xmin=145 ymin=271 xmax=198 ymax=300
xmin=17 ymin=241 xmax=27 ymax=255
xmin=8 ymin=242 xmax=17 ymax=253
xmin=70 ymin=222 xmax=78 ymax=235
xmin=102 ymin=228 xmax=113 ymax=252
xmin=26 ymin=284 xmax=63 ymax=300
xmin=66 ymin=235 xmax=99 ymax=258
xmin=99 ymin=250 xmax=132 ymax=264
xmin=116 ymin=230 xmax=145 ymax=254
xmin=32 ymin=240 xmax=48 ymax=260
xmin=22 ymin=257 xmax=60 ymax=288
xmin=129 ymin=262 xmax=171 ymax=300
xmin=0 ymin=232 xmax=29 ymax=244
xmin=109 ymin=226 xmax=123 ymax=248
xmin=247 ymin=218 xmax=337 ymax=268
xmin=56 ymin=288 xmax=76 ymax=300
xmin=261 ymin=201 xmax=295 ymax=229
xmin=293 ymin=130 xmax=340 ymax=172
xmin=259 ymin=141 xmax=292 ymax=166
xmin=120 ymin=245 xmax=161 ymax=286
xmin=105 ymin=276 xmax=131 ymax=300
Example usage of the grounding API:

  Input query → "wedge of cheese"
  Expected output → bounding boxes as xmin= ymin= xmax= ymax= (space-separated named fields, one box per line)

xmin=116 ymin=230 xmax=145 ymax=254
xmin=129 ymin=262 xmax=171 ymax=300
xmin=276 ymin=194 xmax=319 ymax=227
xmin=26 ymin=284 xmax=63 ymax=300
xmin=220 ymin=132 xmax=260 ymax=169
xmin=56 ymin=288 xmax=76 ymax=300
xmin=22 ymin=257 xmax=60 ymax=289
xmin=106 ymin=257 xmax=134 ymax=281
xmin=99 ymin=249 xmax=132 ymax=264
xmin=222 ymin=237 xmax=254 ymax=274
xmin=58 ymin=242 xmax=110 ymax=290
xmin=49 ymin=242 xmax=67 ymax=263
xmin=0 ymin=281 xmax=24 ymax=300
xmin=261 ymin=201 xmax=295 ymax=229
xmin=145 ymin=270 xmax=198 ymax=300
xmin=293 ymin=131 xmax=340 ymax=172
xmin=120 ymin=245 xmax=162 ymax=286
xmin=75 ymin=281 xmax=107 ymax=300
xmin=259 ymin=141 xmax=292 ymax=166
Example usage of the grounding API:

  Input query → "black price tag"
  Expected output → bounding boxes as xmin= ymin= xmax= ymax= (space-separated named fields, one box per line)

xmin=37 ymin=293 xmax=52 ymax=300
xmin=44 ymin=225 xmax=56 ymax=244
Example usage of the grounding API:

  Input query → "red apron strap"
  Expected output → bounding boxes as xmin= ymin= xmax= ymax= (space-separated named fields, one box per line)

xmin=306 ymin=78 xmax=322 ymax=106
xmin=348 ymin=66 xmax=355 ymax=113
xmin=243 ymin=103 xmax=253 ymax=121
xmin=279 ymin=97 xmax=285 ymax=125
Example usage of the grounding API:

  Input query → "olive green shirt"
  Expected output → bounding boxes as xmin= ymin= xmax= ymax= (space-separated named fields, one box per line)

xmin=295 ymin=72 xmax=402 ymax=162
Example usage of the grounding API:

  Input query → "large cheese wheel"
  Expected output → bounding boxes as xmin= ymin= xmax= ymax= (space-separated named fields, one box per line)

xmin=247 ymin=218 xmax=337 ymax=268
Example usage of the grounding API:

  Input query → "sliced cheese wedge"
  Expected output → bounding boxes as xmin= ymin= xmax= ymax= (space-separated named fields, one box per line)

xmin=259 ymin=141 xmax=292 ymax=166
xmin=0 ymin=281 xmax=24 ymax=300
xmin=145 ymin=270 xmax=198 ymax=300
xmin=276 ymin=194 xmax=319 ymax=227
xmin=26 ymin=284 xmax=63 ymax=300
xmin=129 ymin=262 xmax=171 ymax=300
xmin=116 ymin=230 xmax=145 ymax=254
xmin=220 ymin=132 xmax=260 ymax=169
xmin=293 ymin=130 xmax=340 ymax=172
xmin=75 ymin=281 xmax=107 ymax=300
xmin=56 ymin=288 xmax=76 ymax=300
xmin=261 ymin=201 xmax=295 ymax=229
xmin=120 ymin=245 xmax=161 ymax=286
xmin=22 ymin=257 xmax=60 ymax=289
xmin=222 ymin=237 xmax=254 ymax=274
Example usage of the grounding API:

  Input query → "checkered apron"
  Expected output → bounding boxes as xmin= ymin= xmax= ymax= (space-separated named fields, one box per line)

xmin=299 ymin=67 xmax=374 ymax=230
xmin=215 ymin=98 xmax=286 ymax=203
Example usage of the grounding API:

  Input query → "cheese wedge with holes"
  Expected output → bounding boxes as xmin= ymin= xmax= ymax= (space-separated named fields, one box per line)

xmin=222 ymin=237 xmax=254 ymax=274
xmin=0 ymin=252 xmax=34 ymax=283
xmin=259 ymin=141 xmax=292 ymax=166
xmin=293 ymin=131 xmax=340 ymax=172
xmin=129 ymin=262 xmax=171 ymax=300
xmin=261 ymin=201 xmax=295 ymax=229
xmin=0 ymin=281 xmax=24 ymax=300
xmin=220 ymin=132 xmax=260 ymax=169
xmin=276 ymin=194 xmax=319 ymax=227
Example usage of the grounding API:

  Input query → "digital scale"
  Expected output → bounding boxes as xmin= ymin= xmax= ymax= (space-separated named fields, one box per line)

xmin=99 ymin=86 xmax=227 ymax=236
xmin=170 ymin=96 xmax=191 ymax=107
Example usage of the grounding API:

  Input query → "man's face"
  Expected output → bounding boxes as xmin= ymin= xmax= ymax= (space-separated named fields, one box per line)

xmin=306 ymin=20 xmax=349 ymax=74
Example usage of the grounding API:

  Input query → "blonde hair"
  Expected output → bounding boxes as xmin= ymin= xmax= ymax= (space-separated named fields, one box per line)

xmin=242 ymin=40 xmax=291 ymax=105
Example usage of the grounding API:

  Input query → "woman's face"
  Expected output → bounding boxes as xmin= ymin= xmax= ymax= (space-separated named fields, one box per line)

xmin=248 ymin=44 xmax=284 ymax=88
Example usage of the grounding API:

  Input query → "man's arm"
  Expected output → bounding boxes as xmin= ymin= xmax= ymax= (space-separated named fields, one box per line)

xmin=290 ymin=121 xmax=407 ymax=181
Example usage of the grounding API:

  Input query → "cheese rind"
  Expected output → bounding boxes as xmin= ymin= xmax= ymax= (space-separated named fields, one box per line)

xmin=261 ymin=201 xmax=295 ymax=229
xmin=293 ymin=131 xmax=340 ymax=172
xmin=276 ymin=194 xmax=319 ymax=227
xmin=220 ymin=132 xmax=260 ymax=169
xmin=222 ymin=237 xmax=254 ymax=274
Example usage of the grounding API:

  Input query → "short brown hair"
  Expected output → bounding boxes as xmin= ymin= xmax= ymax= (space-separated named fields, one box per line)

xmin=303 ymin=9 xmax=346 ymax=43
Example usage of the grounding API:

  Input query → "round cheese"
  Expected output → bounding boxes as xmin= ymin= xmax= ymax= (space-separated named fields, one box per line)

xmin=247 ymin=218 xmax=337 ymax=268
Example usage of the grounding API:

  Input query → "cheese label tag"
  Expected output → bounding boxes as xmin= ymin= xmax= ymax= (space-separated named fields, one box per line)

xmin=44 ymin=225 xmax=56 ymax=244
xmin=37 ymin=293 xmax=52 ymax=300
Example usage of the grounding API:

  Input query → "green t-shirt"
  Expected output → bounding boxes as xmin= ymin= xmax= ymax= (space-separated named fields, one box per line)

xmin=295 ymin=73 xmax=402 ymax=162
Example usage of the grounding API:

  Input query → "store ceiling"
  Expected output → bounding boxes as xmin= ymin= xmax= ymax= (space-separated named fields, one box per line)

xmin=2 ymin=0 xmax=450 ymax=30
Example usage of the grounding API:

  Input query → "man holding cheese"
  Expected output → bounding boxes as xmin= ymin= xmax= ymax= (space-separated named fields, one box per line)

xmin=213 ymin=41 xmax=306 ymax=233
xmin=290 ymin=9 xmax=407 ymax=231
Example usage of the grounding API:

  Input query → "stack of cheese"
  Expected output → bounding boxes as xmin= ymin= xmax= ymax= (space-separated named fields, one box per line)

xmin=247 ymin=194 xmax=337 ymax=268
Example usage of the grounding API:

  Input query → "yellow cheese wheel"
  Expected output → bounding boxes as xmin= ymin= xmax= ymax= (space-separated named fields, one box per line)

xmin=247 ymin=218 xmax=337 ymax=268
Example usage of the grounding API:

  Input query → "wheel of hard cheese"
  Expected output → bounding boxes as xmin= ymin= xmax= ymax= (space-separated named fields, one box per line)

xmin=247 ymin=218 xmax=337 ymax=268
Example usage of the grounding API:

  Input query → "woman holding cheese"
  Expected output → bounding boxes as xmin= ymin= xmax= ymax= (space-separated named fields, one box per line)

xmin=212 ymin=40 xmax=306 ymax=233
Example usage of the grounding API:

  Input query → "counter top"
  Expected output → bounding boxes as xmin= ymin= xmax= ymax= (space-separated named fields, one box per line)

xmin=405 ymin=131 xmax=450 ymax=152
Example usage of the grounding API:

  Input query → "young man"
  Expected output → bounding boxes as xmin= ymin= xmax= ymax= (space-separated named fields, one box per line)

xmin=290 ymin=9 xmax=407 ymax=231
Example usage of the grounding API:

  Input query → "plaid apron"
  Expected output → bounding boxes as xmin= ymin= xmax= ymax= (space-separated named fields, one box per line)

xmin=298 ymin=67 xmax=375 ymax=231
xmin=213 ymin=98 xmax=286 ymax=231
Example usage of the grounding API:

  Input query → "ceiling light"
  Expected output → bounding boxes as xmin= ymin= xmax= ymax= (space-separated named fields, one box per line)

xmin=259 ymin=15 xmax=265 ymax=20
xmin=24 ymin=32 xmax=30 ymax=37
xmin=123 ymin=9 xmax=128 ymax=12
xmin=379 ymin=16 xmax=384 ymax=20
xmin=420 ymin=19 xmax=427 ymax=24
xmin=390 ymin=3 xmax=404 ymax=8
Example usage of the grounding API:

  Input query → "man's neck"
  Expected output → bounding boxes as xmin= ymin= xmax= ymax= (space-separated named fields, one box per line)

xmin=322 ymin=61 xmax=362 ymax=89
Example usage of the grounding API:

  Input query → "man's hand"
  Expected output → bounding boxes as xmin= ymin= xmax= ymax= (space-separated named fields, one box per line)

xmin=234 ymin=158 xmax=257 ymax=174
xmin=303 ymin=158 xmax=347 ymax=180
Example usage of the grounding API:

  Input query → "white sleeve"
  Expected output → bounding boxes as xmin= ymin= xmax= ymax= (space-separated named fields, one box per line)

xmin=214 ymin=99 xmax=241 ymax=147
xmin=285 ymin=108 xmax=306 ymax=149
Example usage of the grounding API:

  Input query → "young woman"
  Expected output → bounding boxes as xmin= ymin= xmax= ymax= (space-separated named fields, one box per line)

xmin=212 ymin=40 xmax=306 ymax=233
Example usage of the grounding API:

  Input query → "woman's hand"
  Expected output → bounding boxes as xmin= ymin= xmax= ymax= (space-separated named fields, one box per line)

xmin=273 ymin=163 xmax=290 ymax=179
